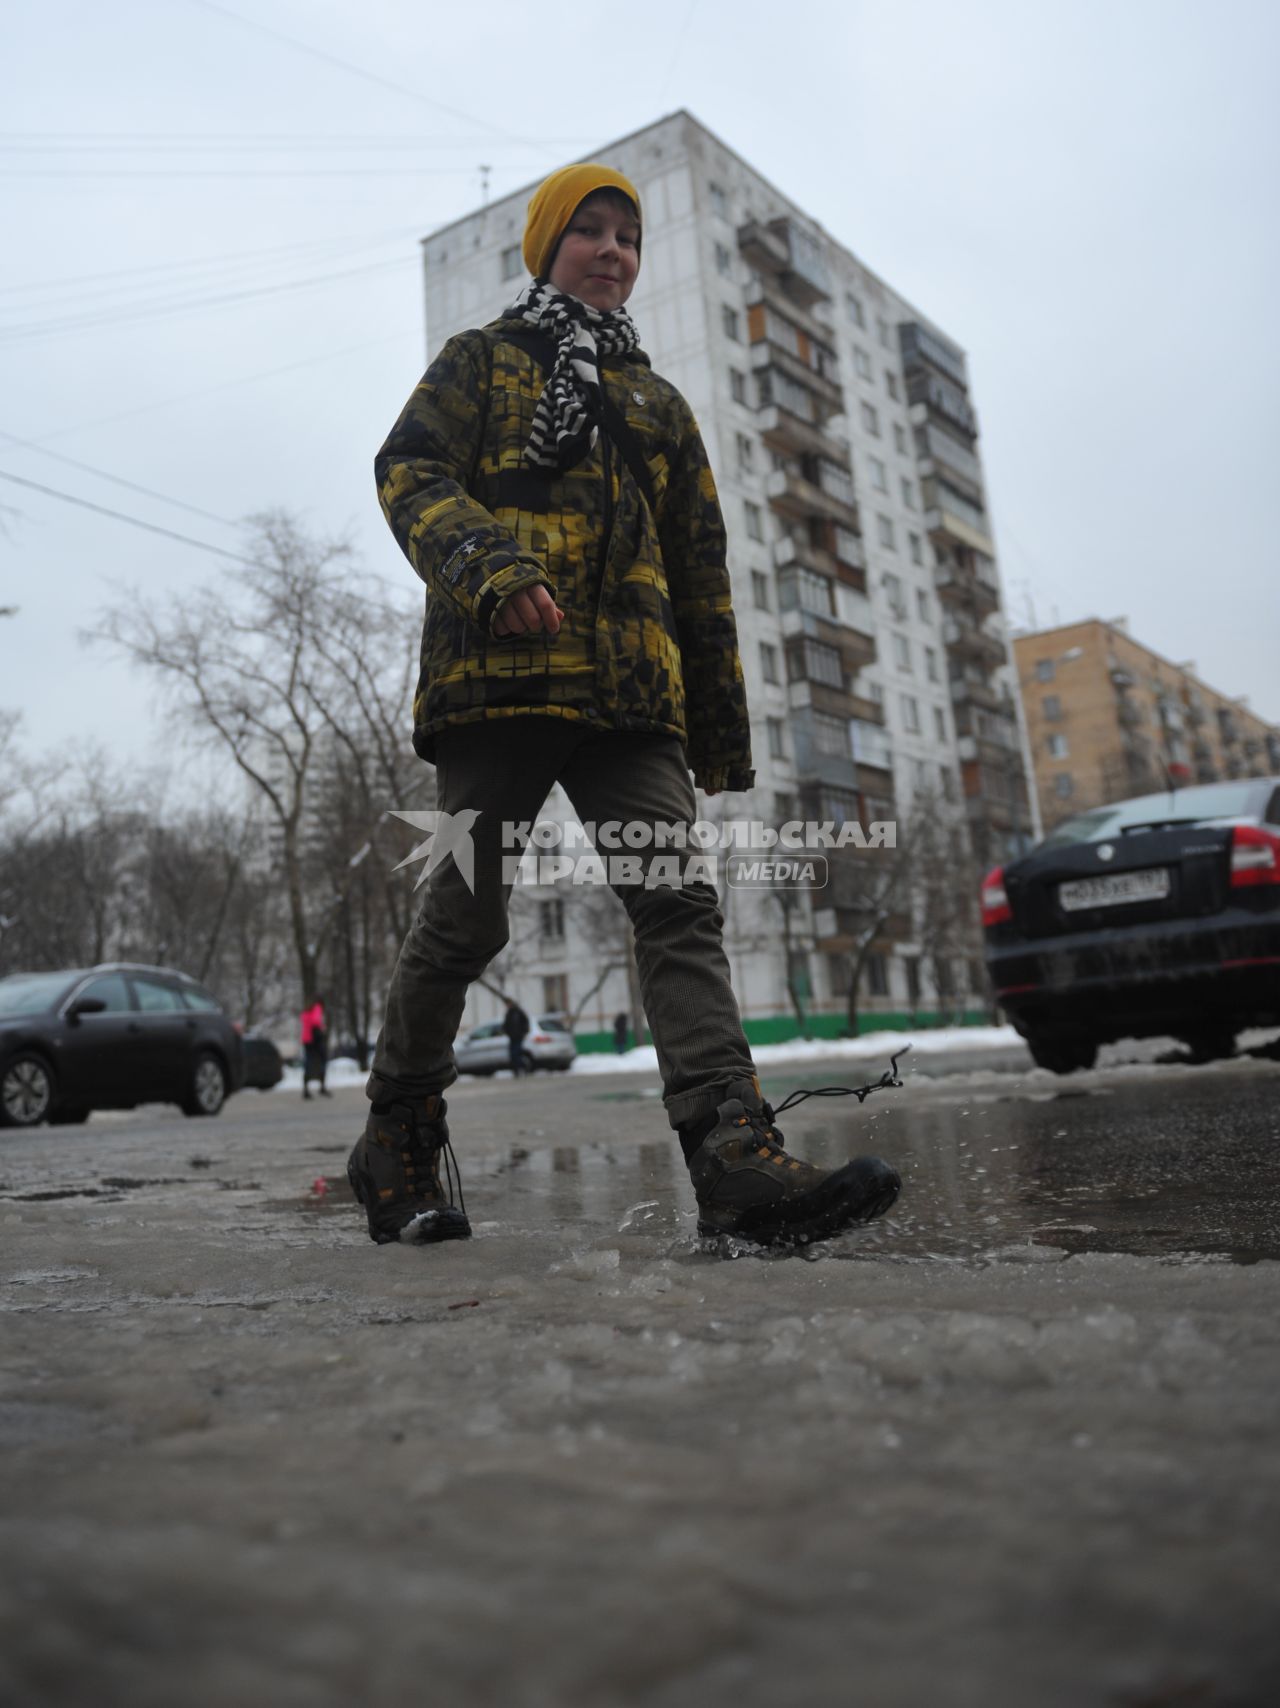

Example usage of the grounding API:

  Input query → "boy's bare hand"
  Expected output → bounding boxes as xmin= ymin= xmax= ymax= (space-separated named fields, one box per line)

xmin=492 ymin=586 xmax=564 ymax=637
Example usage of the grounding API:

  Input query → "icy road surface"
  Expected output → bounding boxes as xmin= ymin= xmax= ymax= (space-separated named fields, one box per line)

xmin=2 ymin=1045 xmax=1278 ymax=1707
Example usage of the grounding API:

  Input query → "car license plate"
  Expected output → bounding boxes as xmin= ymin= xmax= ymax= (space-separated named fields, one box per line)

xmin=1059 ymin=868 xmax=1171 ymax=911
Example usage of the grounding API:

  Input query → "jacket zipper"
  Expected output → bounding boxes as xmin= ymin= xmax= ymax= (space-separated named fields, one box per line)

xmin=596 ymin=423 xmax=615 ymax=619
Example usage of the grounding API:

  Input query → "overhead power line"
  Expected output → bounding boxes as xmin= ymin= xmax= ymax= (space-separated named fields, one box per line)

xmin=20 ymin=329 xmax=422 ymax=448
xmin=0 ymin=254 xmax=416 ymax=345
xmin=184 ymin=0 xmax=555 ymax=147
xmin=0 ymin=470 xmax=261 ymax=568
xmin=0 ymin=431 xmax=237 ymax=528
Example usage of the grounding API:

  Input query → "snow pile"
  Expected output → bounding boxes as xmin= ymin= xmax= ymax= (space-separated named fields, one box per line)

xmin=570 ymin=1024 xmax=1021 ymax=1076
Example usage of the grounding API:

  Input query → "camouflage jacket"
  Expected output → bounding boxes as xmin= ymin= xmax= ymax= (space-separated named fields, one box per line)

xmin=375 ymin=313 xmax=754 ymax=793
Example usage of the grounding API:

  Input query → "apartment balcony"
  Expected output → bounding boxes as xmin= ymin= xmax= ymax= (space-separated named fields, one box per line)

xmin=1192 ymin=737 xmax=1213 ymax=762
xmin=737 ymin=216 xmax=832 ymax=306
xmin=1243 ymin=736 xmax=1262 ymax=759
xmin=916 ymin=420 xmax=985 ymax=490
xmin=749 ymin=338 xmax=844 ymax=414
xmin=908 ymin=371 xmax=978 ymax=439
xmin=766 ymin=465 xmax=861 ymax=532
xmin=1218 ymin=709 xmax=1242 ymax=745
xmin=942 ymin=615 xmax=1006 ymax=671
xmin=934 ymin=556 xmax=1001 ymax=618
xmin=1195 ymin=761 xmax=1219 ymax=785
xmin=949 ymin=673 xmax=1008 ymax=717
xmin=925 ymin=502 xmax=994 ymax=559
xmin=848 ymin=694 xmax=885 ymax=726
xmin=1117 ymin=698 xmax=1144 ymax=728
xmin=780 ymin=607 xmax=876 ymax=675
xmin=757 ymin=403 xmax=851 ymax=467
xmin=1184 ymin=697 xmax=1208 ymax=726
xmin=899 ymin=321 xmax=969 ymax=390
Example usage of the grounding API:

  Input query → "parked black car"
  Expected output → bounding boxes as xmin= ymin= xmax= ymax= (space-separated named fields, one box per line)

xmin=0 ymin=963 xmax=245 ymax=1127
xmin=241 ymin=1035 xmax=284 ymax=1091
xmin=982 ymin=778 xmax=1280 ymax=1073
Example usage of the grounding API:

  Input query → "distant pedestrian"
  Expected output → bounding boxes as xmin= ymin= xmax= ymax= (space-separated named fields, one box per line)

xmin=300 ymin=994 xmax=331 ymax=1100
xmin=502 ymin=999 xmax=530 ymax=1076
xmin=613 ymin=1011 xmax=629 ymax=1054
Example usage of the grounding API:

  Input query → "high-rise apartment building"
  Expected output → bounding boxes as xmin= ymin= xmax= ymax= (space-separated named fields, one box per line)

xmin=415 ymin=111 xmax=1030 ymax=1041
xmin=1014 ymin=618 xmax=1280 ymax=832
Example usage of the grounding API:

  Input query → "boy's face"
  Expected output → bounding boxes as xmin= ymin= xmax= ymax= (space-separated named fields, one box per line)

xmin=547 ymin=194 xmax=640 ymax=312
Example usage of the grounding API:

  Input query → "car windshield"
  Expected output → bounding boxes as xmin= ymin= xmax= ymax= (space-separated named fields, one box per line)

xmin=1039 ymin=781 xmax=1272 ymax=850
xmin=0 ymin=970 xmax=81 ymax=1015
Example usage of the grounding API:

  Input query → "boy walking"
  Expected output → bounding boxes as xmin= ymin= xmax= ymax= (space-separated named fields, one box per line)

xmin=347 ymin=164 xmax=900 ymax=1248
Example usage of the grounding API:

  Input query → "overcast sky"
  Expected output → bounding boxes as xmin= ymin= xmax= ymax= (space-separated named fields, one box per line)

xmin=3 ymin=0 xmax=1277 ymax=788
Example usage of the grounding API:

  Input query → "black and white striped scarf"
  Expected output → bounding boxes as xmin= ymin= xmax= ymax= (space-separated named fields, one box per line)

xmin=507 ymin=279 xmax=640 ymax=472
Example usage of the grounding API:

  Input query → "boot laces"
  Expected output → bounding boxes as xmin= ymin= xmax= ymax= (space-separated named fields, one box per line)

xmin=766 ymin=1046 xmax=912 ymax=1121
xmin=394 ymin=1103 xmax=467 ymax=1218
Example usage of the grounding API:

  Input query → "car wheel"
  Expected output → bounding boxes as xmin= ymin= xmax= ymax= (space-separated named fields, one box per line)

xmin=1179 ymin=1027 xmax=1237 ymax=1064
xmin=1025 ymin=1034 xmax=1098 ymax=1075
xmin=182 ymin=1051 xmax=228 ymax=1117
xmin=0 ymin=1053 xmax=56 ymax=1127
xmin=49 ymin=1104 xmax=91 ymax=1125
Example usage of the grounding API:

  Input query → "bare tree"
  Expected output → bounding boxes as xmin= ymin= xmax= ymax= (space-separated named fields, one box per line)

xmin=88 ymin=511 xmax=419 ymax=1003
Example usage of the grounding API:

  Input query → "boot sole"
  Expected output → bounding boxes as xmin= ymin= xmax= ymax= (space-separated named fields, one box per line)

xmin=698 ymin=1159 xmax=901 ymax=1248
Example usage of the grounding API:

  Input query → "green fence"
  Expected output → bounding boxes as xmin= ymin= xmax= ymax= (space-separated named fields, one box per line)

xmin=575 ymin=1008 xmax=992 ymax=1053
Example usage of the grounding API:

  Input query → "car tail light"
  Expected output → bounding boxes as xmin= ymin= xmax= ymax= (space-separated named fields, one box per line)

xmin=1229 ymin=825 xmax=1280 ymax=887
xmin=980 ymin=866 xmax=1012 ymax=927
xmin=233 ymin=1020 xmax=245 ymax=1035
xmin=530 ymin=1033 xmax=552 ymax=1044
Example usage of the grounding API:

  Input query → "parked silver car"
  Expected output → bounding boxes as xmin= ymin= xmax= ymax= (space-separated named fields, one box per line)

xmin=454 ymin=1015 xmax=576 ymax=1076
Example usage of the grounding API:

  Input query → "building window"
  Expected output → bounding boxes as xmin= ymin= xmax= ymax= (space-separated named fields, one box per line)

xmin=934 ymin=705 xmax=947 ymax=740
xmin=853 ymin=345 xmax=872 ymax=380
xmin=722 ymin=304 xmax=741 ymax=342
xmin=1054 ymin=773 xmax=1074 ymax=798
xmin=826 ymin=953 xmax=853 ymax=997
xmin=909 ymin=532 xmax=923 ymax=566
xmin=860 ymin=400 xmax=880 ymax=436
xmin=916 ymin=588 xmax=931 ymax=623
xmin=940 ymin=764 xmax=955 ymax=800
xmin=715 ymin=241 xmax=732 ymax=276
xmin=812 ymin=712 xmax=852 ymax=756
xmin=791 ymin=638 xmax=843 ymax=688
xmin=846 ymin=291 xmax=865 ymax=328
xmin=1043 ymin=694 xmax=1062 ymax=720
xmin=882 ymin=571 xmax=905 ymax=616
xmin=752 ymin=570 xmax=770 ymax=611
xmin=542 ymin=973 xmax=569 ymax=1013
xmin=925 ymin=647 xmax=939 ymax=684
xmin=877 ymin=513 xmax=896 ymax=550
xmin=865 ymin=952 xmax=889 ymax=998
xmin=868 ymin=455 xmax=888 ymax=492
xmin=539 ymin=899 xmax=565 ymax=941
xmin=779 ymin=567 xmax=835 ymax=616
xmin=501 ymin=244 xmax=523 ymax=281
xmin=901 ymin=694 xmax=921 ymax=734
xmin=709 ymin=181 xmax=728 ymax=218
xmin=1047 ymin=733 xmax=1070 ymax=759
xmin=1035 ymin=658 xmax=1056 ymax=682
xmin=892 ymin=632 xmax=912 ymax=673
xmin=893 ymin=422 xmax=907 ymax=455
xmin=901 ymin=477 xmax=916 ymax=510
xmin=877 ymin=316 xmax=892 ymax=349
xmin=729 ymin=367 xmax=747 ymax=404
xmin=767 ymin=717 xmax=786 ymax=759
xmin=744 ymin=500 xmax=764 ymax=541
xmin=885 ymin=370 xmax=900 ymax=401
xmin=760 ymin=642 xmax=780 ymax=684
xmin=736 ymin=431 xmax=755 ymax=473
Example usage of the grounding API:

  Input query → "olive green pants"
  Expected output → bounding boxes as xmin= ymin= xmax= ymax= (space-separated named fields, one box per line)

xmin=368 ymin=719 xmax=759 ymax=1129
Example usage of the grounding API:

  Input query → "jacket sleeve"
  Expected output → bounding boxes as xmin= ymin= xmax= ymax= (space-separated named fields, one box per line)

xmin=375 ymin=331 xmax=553 ymax=635
xmin=657 ymin=396 xmax=755 ymax=794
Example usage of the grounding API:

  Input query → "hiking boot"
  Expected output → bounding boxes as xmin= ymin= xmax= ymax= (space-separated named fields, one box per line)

xmin=687 ymin=1097 xmax=900 ymax=1246
xmin=346 ymin=1094 xmax=471 ymax=1246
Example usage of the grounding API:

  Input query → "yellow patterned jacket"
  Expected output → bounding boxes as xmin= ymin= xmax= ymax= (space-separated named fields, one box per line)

xmin=375 ymin=315 xmax=754 ymax=793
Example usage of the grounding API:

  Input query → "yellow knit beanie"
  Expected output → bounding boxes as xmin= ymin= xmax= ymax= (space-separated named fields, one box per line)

xmin=522 ymin=163 xmax=643 ymax=279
